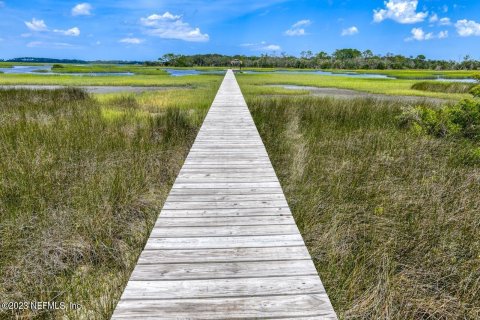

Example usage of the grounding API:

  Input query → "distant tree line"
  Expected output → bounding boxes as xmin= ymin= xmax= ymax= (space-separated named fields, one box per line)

xmin=4 ymin=57 xmax=89 ymax=64
xmin=148 ymin=50 xmax=480 ymax=70
xmin=3 ymin=50 xmax=479 ymax=70
xmin=2 ymin=57 xmax=144 ymax=65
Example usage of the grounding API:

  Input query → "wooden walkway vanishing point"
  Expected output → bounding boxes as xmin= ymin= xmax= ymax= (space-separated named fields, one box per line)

xmin=112 ymin=70 xmax=337 ymax=319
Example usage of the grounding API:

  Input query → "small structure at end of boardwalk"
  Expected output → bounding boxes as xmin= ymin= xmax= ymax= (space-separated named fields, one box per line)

xmin=230 ymin=59 xmax=243 ymax=70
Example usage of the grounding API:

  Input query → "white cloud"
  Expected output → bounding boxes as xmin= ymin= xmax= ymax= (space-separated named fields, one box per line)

xmin=141 ymin=12 xmax=181 ymax=26
xmin=410 ymin=27 xmax=433 ymax=40
xmin=285 ymin=28 xmax=305 ymax=36
xmin=284 ymin=19 xmax=311 ymax=36
xmin=455 ymin=19 xmax=480 ymax=37
xmin=406 ymin=27 xmax=448 ymax=41
xmin=292 ymin=19 xmax=311 ymax=28
xmin=140 ymin=12 xmax=209 ymax=42
xmin=429 ymin=14 xmax=451 ymax=26
xmin=119 ymin=37 xmax=144 ymax=44
xmin=72 ymin=3 xmax=92 ymax=16
xmin=264 ymin=44 xmax=281 ymax=51
xmin=341 ymin=26 xmax=359 ymax=36
xmin=241 ymin=41 xmax=281 ymax=52
xmin=438 ymin=30 xmax=448 ymax=39
xmin=27 ymin=41 xmax=73 ymax=48
xmin=373 ymin=0 xmax=428 ymax=24
xmin=439 ymin=17 xmax=451 ymax=26
xmin=25 ymin=18 xmax=48 ymax=31
xmin=54 ymin=27 xmax=80 ymax=36
xmin=25 ymin=18 xmax=80 ymax=37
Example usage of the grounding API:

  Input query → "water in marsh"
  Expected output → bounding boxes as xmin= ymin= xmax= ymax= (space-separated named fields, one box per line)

xmin=0 ymin=66 xmax=476 ymax=82
xmin=0 ymin=65 xmax=52 ymax=74
xmin=242 ymin=70 xmax=394 ymax=79
xmin=164 ymin=69 xmax=226 ymax=76
xmin=242 ymin=70 xmax=477 ymax=82
xmin=0 ymin=65 xmax=133 ymax=76
xmin=434 ymin=78 xmax=477 ymax=83
xmin=63 ymin=72 xmax=134 ymax=76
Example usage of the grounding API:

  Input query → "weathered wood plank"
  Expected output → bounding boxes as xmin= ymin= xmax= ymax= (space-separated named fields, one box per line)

xmin=173 ymin=178 xmax=280 ymax=184
xmin=137 ymin=246 xmax=311 ymax=264
xmin=162 ymin=200 xmax=288 ymax=210
xmin=113 ymin=295 xmax=336 ymax=319
xmin=150 ymin=224 xmax=299 ymax=238
xmin=130 ymin=260 xmax=317 ymax=280
xmin=176 ymin=173 xmax=277 ymax=179
xmin=167 ymin=190 xmax=285 ymax=197
xmin=166 ymin=193 xmax=285 ymax=201
xmin=144 ymin=234 xmax=305 ymax=250
xmin=172 ymin=182 xmax=281 ymax=189
xmin=159 ymin=207 xmax=291 ymax=218
xmin=155 ymin=215 xmax=295 ymax=227
xmin=120 ymin=275 xmax=324 ymax=300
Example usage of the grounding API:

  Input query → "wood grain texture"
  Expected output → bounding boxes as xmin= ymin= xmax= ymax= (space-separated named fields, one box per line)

xmin=112 ymin=70 xmax=337 ymax=319
xmin=113 ymin=294 xmax=336 ymax=319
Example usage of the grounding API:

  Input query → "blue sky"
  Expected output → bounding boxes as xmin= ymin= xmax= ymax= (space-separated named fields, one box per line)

xmin=0 ymin=0 xmax=479 ymax=60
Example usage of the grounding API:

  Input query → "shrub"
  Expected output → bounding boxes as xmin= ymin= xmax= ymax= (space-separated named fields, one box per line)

xmin=449 ymin=99 xmax=480 ymax=139
xmin=399 ymin=99 xmax=480 ymax=141
xmin=470 ymin=85 xmax=480 ymax=98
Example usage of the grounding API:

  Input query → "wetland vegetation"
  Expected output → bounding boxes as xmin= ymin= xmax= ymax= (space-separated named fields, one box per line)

xmin=1 ymin=62 xmax=479 ymax=319
xmin=0 ymin=77 xmax=222 ymax=318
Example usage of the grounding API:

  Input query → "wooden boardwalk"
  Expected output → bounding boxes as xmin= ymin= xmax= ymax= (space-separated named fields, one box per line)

xmin=112 ymin=70 xmax=337 ymax=319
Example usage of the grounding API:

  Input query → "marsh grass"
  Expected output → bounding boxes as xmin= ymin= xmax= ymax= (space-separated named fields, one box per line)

xmin=0 ymin=73 xmax=223 ymax=87
xmin=50 ymin=64 xmax=169 ymax=75
xmin=246 ymin=95 xmax=480 ymax=319
xmin=0 ymin=83 xmax=219 ymax=318
xmin=327 ymin=69 xmax=479 ymax=80
xmin=412 ymin=81 xmax=476 ymax=94
xmin=237 ymin=73 xmax=469 ymax=100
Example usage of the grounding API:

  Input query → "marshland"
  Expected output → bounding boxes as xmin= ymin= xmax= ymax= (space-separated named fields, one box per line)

xmin=0 ymin=60 xmax=479 ymax=318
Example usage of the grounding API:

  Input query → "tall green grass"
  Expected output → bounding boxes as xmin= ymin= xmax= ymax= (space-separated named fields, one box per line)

xmin=0 ymin=85 xmax=219 ymax=318
xmin=50 ymin=64 xmax=169 ymax=75
xmin=412 ymin=81 xmax=475 ymax=94
xmin=237 ymin=73 xmax=468 ymax=100
xmin=327 ymin=69 xmax=479 ymax=79
xmin=0 ymin=73 xmax=223 ymax=87
xmin=247 ymin=95 xmax=480 ymax=319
